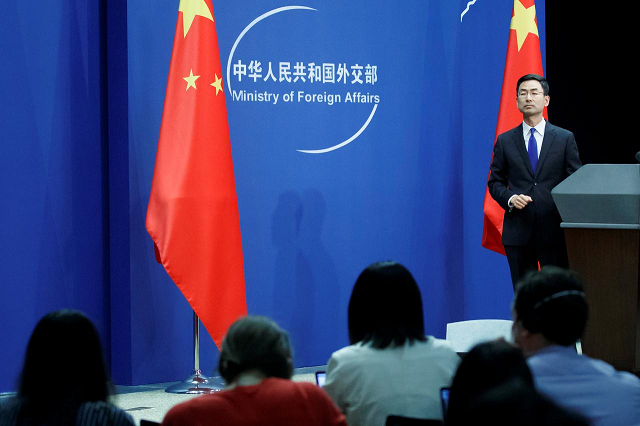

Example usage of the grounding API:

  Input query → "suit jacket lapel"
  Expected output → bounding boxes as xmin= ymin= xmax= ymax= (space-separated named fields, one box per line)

xmin=512 ymin=125 xmax=534 ymax=176
xmin=537 ymin=122 xmax=556 ymax=175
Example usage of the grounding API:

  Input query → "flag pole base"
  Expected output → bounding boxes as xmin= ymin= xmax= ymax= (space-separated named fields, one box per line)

xmin=164 ymin=369 xmax=225 ymax=394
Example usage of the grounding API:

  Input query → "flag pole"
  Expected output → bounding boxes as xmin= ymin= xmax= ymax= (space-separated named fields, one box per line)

xmin=165 ymin=311 xmax=225 ymax=394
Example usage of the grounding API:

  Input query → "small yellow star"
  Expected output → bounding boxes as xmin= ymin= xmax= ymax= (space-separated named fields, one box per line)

xmin=178 ymin=0 xmax=214 ymax=38
xmin=210 ymin=73 xmax=223 ymax=95
xmin=510 ymin=0 xmax=539 ymax=51
xmin=183 ymin=69 xmax=200 ymax=91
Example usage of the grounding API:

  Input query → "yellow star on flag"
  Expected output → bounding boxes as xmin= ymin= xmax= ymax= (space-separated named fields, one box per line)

xmin=510 ymin=1 xmax=539 ymax=51
xmin=178 ymin=0 xmax=214 ymax=38
xmin=183 ymin=69 xmax=200 ymax=91
xmin=210 ymin=73 xmax=223 ymax=95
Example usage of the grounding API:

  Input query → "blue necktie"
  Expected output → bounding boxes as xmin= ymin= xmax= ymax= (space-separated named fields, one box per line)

xmin=528 ymin=128 xmax=538 ymax=174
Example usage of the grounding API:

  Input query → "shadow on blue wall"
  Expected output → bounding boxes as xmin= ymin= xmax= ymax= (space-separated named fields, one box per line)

xmin=272 ymin=190 xmax=341 ymax=366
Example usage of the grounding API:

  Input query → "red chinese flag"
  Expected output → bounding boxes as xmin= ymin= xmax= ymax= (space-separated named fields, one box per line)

xmin=146 ymin=0 xmax=247 ymax=348
xmin=482 ymin=0 xmax=546 ymax=254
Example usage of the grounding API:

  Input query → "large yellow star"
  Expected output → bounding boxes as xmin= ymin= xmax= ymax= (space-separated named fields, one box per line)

xmin=178 ymin=0 xmax=214 ymax=38
xmin=183 ymin=69 xmax=200 ymax=91
xmin=510 ymin=1 xmax=539 ymax=51
xmin=210 ymin=73 xmax=223 ymax=95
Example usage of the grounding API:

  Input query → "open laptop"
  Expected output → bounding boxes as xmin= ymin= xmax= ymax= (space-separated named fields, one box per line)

xmin=440 ymin=387 xmax=450 ymax=417
xmin=315 ymin=371 xmax=327 ymax=387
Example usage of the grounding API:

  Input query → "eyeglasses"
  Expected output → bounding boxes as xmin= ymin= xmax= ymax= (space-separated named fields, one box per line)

xmin=518 ymin=90 xmax=544 ymax=98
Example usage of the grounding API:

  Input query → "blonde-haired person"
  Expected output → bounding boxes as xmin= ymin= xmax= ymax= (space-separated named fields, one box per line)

xmin=162 ymin=315 xmax=346 ymax=426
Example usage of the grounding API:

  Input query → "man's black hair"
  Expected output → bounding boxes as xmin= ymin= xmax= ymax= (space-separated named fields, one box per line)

xmin=517 ymin=73 xmax=550 ymax=96
xmin=513 ymin=266 xmax=588 ymax=346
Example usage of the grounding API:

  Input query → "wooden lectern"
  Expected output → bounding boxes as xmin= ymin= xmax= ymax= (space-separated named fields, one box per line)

xmin=552 ymin=164 xmax=640 ymax=372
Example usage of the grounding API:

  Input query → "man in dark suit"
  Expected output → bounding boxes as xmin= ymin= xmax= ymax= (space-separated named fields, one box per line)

xmin=488 ymin=74 xmax=581 ymax=287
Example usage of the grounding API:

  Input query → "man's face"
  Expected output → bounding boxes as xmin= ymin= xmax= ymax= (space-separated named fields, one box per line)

xmin=516 ymin=79 xmax=550 ymax=118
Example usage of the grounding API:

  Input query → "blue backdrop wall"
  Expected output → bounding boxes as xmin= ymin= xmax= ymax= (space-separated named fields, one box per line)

xmin=0 ymin=0 xmax=545 ymax=390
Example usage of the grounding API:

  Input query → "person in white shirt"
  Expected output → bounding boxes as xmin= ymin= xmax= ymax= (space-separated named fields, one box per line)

xmin=323 ymin=261 xmax=460 ymax=426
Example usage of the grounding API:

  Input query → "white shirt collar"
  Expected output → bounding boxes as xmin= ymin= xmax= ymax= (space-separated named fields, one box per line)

xmin=523 ymin=118 xmax=546 ymax=137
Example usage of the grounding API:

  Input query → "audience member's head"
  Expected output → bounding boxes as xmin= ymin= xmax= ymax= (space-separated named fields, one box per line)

xmin=218 ymin=315 xmax=293 ymax=384
xmin=445 ymin=339 xmax=588 ymax=426
xmin=512 ymin=266 xmax=588 ymax=353
xmin=18 ymin=309 xmax=111 ymax=423
xmin=453 ymin=379 xmax=589 ymax=426
xmin=446 ymin=339 xmax=532 ymax=423
xmin=348 ymin=261 xmax=426 ymax=348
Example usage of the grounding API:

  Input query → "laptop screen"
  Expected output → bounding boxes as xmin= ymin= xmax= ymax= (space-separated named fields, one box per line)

xmin=315 ymin=371 xmax=326 ymax=387
xmin=440 ymin=387 xmax=450 ymax=417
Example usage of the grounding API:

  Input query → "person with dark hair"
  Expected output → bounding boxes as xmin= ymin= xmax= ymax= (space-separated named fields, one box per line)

xmin=488 ymin=73 xmax=582 ymax=288
xmin=512 ymin=266 xmax=640 ymax=425
xmin=0 ymin=309 xmax=134 ymax=426
xmin=451 ymin=378 xmax=590 ymax=426
xmin=323 ymin=261 xmax=460 ymax=426
xmin=445 ymin=339 xmax=588 ymax=426
xmin=162 ymin=315 xmax=346 ymax=426
xmin=446 ymin=339 xmax=533 ymax=422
